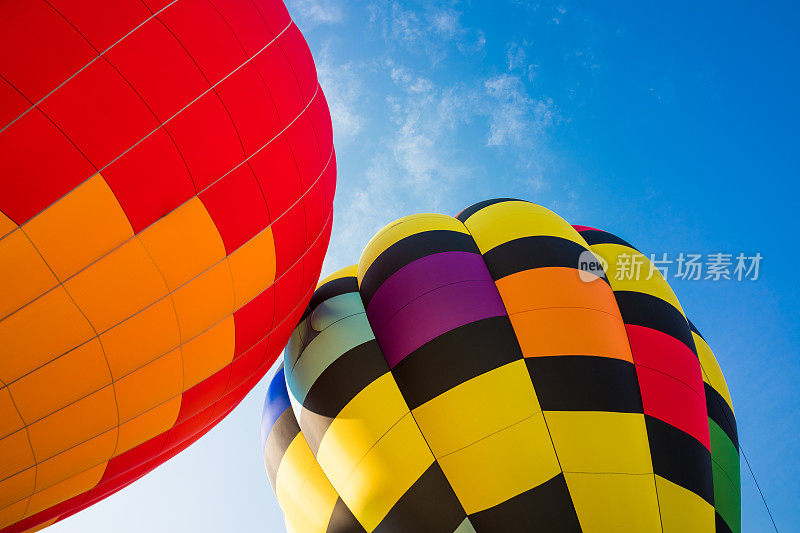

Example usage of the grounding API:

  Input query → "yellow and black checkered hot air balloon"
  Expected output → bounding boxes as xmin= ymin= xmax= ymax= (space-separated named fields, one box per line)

xmin=261 ymin=199 xmax=740 ymax=533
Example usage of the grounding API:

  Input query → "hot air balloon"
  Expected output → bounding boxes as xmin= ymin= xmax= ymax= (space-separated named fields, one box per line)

xmin=0 ymin=0 xmax=334 ymax=530
xmin=261 ymin=199 xmax=739 ymax=533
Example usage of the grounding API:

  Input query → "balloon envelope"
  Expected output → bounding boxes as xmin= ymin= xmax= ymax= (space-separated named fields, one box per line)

xmin=262 ymin=199 xmax=739 ymax=533
xmin=0 ymin=0 xmax=334 ymax=530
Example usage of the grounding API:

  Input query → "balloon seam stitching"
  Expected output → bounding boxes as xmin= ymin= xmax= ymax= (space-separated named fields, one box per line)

xmin=0 ymin=205 xmax=332 ymax=510
xmin=0 ymin=0 xmax=183 ymax=134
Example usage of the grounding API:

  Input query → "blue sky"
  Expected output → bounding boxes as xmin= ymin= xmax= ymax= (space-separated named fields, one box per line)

xmin=51 ymin=1 xmax=798 ymax=531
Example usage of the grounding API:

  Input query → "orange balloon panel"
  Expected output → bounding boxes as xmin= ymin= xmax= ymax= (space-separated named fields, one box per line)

xmin=263 ymin=200 xmax=740 ymax=533
xmin=0 ymin=0 xmax=335 ymax=530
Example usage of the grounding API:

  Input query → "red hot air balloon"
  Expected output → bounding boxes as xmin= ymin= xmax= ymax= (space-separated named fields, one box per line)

xmin=0 ymin=0 xmax=335 ymax=530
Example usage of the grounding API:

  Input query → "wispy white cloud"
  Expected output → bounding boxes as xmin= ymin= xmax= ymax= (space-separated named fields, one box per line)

xmin=388 ymin=94 xmax=473 ymax=197
xmin=384 ymin=61 xmax=483 ymax=203
xmin=323 ymin=64 xmax=481 ymax=275
xmin=315 ymin=47 xmax=366 ymax=143
xmin=428 ymin=8 xmax=462 ymax=38
xmin=319 ymin=2 xmax=570 ymax=275
xmin=484 ymin=73 xmax=556 ymax=148
xmin=388 ymin=63 xmax=434 ymax=94
xmin=507 ymin=42 xmax=528 ymax=71
xmin=368 ymin=1 xmax=485 ymax=61
xmin=551 ymin=5 xmax=567 ymax=25
xmin=456 ymin=28 xmax=486 ymax=55
xmin=506 ymin=41 xmax=538 ymax=81
xmin=286 ymin=0 xmax=344 ymax=27
xmin=387 ymin=3 xmax=425 ymax=43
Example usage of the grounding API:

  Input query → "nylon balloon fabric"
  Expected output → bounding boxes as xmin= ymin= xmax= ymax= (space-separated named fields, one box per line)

xmin=0 ymin=0 xmax=335 ymax=530
xmin=261 ymin=199 xmax=739 ymax=533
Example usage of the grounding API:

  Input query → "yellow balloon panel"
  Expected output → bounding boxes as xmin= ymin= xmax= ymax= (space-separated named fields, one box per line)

xmin=263 ymin=199 xmax=740 ymax=533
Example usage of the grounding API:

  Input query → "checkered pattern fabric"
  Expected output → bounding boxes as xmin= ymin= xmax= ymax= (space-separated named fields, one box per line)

xmin=262 ymin=199 xmax=739 ymax=533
